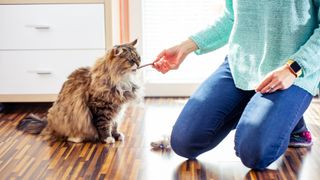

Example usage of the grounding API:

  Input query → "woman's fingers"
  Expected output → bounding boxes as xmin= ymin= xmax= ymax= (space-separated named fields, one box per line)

xmin=257 ymin=74 xmax=281 ymax=93
xmin=260 ymin=80 xmax=275 ymax=93
xmin=152 ymin=46 xmax=181 ymax=73
xmin=256 ymin=66 xmax=296 ymax=94
xmin=153 ymin=54 xmax=176 ymax=73
xmin=153 ymin=61 xmax=160 ymax=70
xmin=268 ymin=83 xmax=282 ymax=93
xmin=256 ymin=74 xmax=273 ymax=92
xmin=160 ymin=61 xmax=170 ymax=74
xmin=153 ymin=49 xmax=167 ymax=63
xmin=153 ymin=59 xmax=170 ymax=74
xmin=256 ymin=71 xmax=283 ymax=94
xmin=262 ymin=80 xmax=279 ymax=93
xmin=152 ymin=49 xmax=168 ymax=71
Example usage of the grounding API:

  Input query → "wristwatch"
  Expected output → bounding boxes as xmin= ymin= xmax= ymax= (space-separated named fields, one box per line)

xmin=286 ymin=59 xmax=302 ymax=77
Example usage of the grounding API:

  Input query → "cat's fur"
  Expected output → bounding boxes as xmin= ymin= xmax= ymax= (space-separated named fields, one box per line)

xmin=17 ymin=40 xmax=141 ymax=143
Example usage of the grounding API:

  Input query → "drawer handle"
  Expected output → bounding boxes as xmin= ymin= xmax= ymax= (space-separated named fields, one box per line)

xmin=25 ymin=24 xmax=51 ymax=30
xmin=36 ymin=71 xmax=52 ymax=75
xmin=28 ymin=70 xmax=52 ymax=75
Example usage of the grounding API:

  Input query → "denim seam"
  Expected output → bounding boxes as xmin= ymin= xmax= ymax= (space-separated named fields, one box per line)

xmin=234 ymin=92 xmax=259 ymax=154
xmin=217 ymin=94 xmax=248 ymax=130
xmin=213 ymin=92 xmax=253 ymax=152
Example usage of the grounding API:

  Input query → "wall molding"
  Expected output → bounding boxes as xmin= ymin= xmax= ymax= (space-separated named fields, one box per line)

xmin=0 ymin=94 xmax=57 ymax=102
xmin=0 ymin=0 xmax=104 ymax=4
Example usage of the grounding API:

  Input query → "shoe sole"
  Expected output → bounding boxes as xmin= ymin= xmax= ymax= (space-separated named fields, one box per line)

xmin=288 ymin=142 xmax=313 ymax=148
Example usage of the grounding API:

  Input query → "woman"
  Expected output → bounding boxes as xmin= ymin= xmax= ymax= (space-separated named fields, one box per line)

xmin=152 ymin=0 xmax=320 ymax=169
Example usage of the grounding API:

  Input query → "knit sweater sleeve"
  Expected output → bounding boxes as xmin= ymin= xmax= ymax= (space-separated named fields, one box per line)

xmin=289 ymin=1 xmax=320 ymax=78
xmin=190 ymin=0 xmax=234 ymax=55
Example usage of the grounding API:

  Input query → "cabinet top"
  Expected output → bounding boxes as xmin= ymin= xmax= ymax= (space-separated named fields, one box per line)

xmin=0 ymin=0 xmax=104 ymax=4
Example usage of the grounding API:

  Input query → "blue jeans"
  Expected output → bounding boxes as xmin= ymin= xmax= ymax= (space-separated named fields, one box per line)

xmin=170 ymin=58 xmax=313 ymax=169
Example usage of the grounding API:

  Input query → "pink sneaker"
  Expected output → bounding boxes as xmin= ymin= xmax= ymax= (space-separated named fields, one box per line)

xmin=289 ymin=130 xmax=313 ymax=148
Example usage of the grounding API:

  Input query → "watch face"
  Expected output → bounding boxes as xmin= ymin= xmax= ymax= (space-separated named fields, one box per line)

xmin=290 ymin=61 xmax=302 ymax=73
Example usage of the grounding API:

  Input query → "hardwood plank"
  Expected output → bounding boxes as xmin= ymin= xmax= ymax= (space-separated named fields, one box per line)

xmin=0 ymin=98 xmax=319 ymax=179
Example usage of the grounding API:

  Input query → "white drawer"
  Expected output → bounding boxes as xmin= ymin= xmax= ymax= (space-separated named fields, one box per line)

xmin=0 ymin=50 xmax=105 ymax=94
xmin=0 ymin=4 xmax=105 ymax=50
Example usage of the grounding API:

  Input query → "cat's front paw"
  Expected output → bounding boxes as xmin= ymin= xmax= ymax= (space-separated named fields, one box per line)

xmin=112 ymin=132 xmax=125 ymax=141
xmin=104 ymin=137 xmax=115 ymax=144
xmin=67 ymin=137 xmax=83 ymax=143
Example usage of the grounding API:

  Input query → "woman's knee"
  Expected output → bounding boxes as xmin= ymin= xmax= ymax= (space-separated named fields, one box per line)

xmin=236 ymin=143 xmax=273 ymax=169
xmin=170 ymin=128 xmax=200 ymax=159
xmin=235 ymin=129 xmax=282 ymax=169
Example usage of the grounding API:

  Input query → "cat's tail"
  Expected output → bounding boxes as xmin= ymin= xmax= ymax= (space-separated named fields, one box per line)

xmin=16 ymin=114 xmax=48 ymax=135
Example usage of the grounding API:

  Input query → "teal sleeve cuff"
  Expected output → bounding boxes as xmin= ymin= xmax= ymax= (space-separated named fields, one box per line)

xmin=289 ymin=3 xmax=320 ymax=77
xmin=289 ymin=27 xmax=320 ymax=78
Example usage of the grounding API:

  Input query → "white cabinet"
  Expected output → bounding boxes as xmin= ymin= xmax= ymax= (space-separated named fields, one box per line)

xmin=0 ymin=4 xmax=105 ymax=50
xmin=0 ymin=50 xmax=104 ymax=94
xmin=0 ymin=4 xmax=106 ymax=102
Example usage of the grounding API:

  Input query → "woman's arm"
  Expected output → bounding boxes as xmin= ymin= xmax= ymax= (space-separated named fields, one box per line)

xmin=256 ymin=2 xmax=320 ymax=94
xmin=288 ymin=1 xmax=320 ymax=77
xmin=152 ymin=39 xmax=198 ymax=74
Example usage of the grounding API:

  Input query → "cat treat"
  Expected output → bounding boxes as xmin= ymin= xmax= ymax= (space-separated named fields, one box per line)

xmin=150 ymin=135 xmax=171 ymax=149
xmin=137 ymin=63 xmax=154 ymax=69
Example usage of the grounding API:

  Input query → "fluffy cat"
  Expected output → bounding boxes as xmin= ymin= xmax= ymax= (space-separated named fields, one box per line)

xmin=17 ymin=39 xmax=141 ymax=143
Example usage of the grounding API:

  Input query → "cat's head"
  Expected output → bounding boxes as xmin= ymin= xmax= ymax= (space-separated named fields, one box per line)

xmin=108 ymin=39 xmax=141 ymax=74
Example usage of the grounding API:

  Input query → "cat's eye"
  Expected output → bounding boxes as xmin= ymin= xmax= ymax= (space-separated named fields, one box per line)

xmin=129 ymin=59 xmax=136 ymax=65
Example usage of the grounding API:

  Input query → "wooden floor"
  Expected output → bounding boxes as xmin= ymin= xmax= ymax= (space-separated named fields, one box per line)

xmin=0 ymin=98 xmax=319 ymax=180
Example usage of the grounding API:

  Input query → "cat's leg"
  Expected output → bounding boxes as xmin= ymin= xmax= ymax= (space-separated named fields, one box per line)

xmin=94 ymin=116 xmax=115 ymax=144
xmin=67 ymin=137 xmax=83 ymax=143
xmin=112 ymin=121 xmax=124 ymax=141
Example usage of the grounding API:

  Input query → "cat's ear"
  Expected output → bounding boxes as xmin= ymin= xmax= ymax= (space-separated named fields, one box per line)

xmin=113 ymin=47 xmax=123 ymax=57
xmin=108 ymin=47 xmax=122 ymax=59
xmin=113 ymin=47 xmax=123 ymax=56
xmin=128 ymin=39 xmax=138 ymax=46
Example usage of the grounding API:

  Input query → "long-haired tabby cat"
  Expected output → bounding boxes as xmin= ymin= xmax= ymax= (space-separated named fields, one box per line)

xmin=17 ymin=39 xmax=141 ymax=143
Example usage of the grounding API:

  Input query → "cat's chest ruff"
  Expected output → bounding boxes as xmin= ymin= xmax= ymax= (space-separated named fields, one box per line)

xmin=91 ymin=73 xmax=138 ymax=103
xmin=111 ymin=74 xmax=137 ymax=94
xmin=113 ymin=80 xmax=136 ymax=98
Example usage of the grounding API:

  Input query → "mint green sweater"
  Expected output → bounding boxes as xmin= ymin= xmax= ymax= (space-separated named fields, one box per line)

xmin=190 ymin=0 xmax=320 ymax=96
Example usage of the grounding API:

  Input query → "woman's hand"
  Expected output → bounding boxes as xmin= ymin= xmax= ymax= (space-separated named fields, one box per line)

xmin=153 ymin=39 xmax=198 ymax=74
xmin=255 ymin=65 xmax=297 ymax=94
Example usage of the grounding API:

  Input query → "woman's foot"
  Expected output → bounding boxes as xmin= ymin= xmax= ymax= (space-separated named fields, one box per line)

xmin=289 ymin=130 xmax=313 ymax=147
